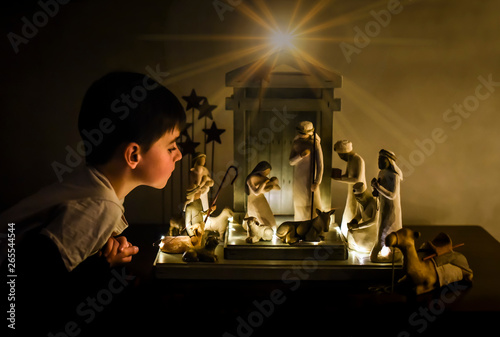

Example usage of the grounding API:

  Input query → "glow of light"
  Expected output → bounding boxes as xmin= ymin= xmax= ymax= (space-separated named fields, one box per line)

xmin=271 ymin=227 xmax=279 ymax=243
xmin=380 ymin=245 xmax=391 ymax=257
xmin=137 ymin=0 xmax=427 ymax=98
xmin=270 ymin=30 xmax=295 ymax=50
xmin=159 ymin=241 xmax=164 ymax=249
xmin=161 ymin=235 xmax=165 ymax=240
xmin=228 ymin=216 xmax=234 ymax=223
xmin=290 ymin=0 xmax=331 ymax=35
xmin=350 ymin=250 xmax=370 ymax=265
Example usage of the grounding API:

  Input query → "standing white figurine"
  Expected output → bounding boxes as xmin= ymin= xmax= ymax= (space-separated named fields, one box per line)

xmin=186 ymin=153 xmax=214 ymax=211
xmin=245 ymin=161 xmax=280 ymax=229
xmin=332 ymin=140 xmax=366 ymax=238
xmin=370 ymin=149 xmax=403 ymax=263
xmin=347 ymin=182 xmax=379 ymax=253
xmin=184 ymin=153 xmax=214 ymax=244
xmin=289 ymin=121 xmax=324 ymax=221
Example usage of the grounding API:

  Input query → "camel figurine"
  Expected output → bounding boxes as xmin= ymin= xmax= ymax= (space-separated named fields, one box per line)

xmin=385 ymin=228 xmax=473 ymax=295
xmin=277 ymin=209 xmax=335 ymax=244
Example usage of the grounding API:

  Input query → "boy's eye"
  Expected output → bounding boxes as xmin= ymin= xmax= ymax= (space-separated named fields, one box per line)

xmin=168 ymin=143 xmax=178 ymax=153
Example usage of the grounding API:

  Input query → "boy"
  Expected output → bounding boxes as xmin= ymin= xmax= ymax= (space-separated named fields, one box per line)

xmin=0 ymin=72 xmax=185 ymax=333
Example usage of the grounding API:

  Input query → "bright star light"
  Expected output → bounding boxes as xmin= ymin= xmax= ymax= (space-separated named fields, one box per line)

xmin=138 ymin=0 xmax=428 ymax=94
xmin=270 ymin=30 xmax=295 ymax=50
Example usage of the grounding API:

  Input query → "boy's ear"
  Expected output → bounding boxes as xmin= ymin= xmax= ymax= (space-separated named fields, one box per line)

xmin=124 ymin=143 xmax=141 ymax=169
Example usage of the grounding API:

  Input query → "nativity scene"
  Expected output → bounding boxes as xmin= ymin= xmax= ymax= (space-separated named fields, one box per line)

xmin=156 ymin=49 xmax=472 ymax=295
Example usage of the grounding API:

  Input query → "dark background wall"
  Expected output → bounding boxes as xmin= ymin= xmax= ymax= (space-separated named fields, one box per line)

xmin=1 ymin=0 xmax=499 ymax=241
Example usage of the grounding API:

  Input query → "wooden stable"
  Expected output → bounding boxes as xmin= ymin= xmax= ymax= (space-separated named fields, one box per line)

xmin=225 ymin=50 xmax=343 ymax=215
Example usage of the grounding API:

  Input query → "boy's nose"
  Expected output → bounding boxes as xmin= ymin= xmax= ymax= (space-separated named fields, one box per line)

xmin=174 ymin=150 xmax=182 ymax=162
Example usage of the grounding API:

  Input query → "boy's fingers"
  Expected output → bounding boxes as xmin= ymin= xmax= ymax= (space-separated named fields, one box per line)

xmin=121 ymin=245 xmax=139 ymax=257
xmin=102 ymin=237 xmax=115 ymax=257
xmin=116 ymin=236 xmax=130 ymax=252
xmin=117 ymin=237 xmax=133 ymax=251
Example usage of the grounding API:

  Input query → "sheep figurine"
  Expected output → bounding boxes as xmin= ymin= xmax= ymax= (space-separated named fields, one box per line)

xmin=204 ymin=207 xmax=234 ymax=241
xmin=242 ymin=217 xmax=274 ymax=243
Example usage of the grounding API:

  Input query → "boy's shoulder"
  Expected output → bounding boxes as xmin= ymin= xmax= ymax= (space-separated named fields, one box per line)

xmin=0 ymin=166 xmax=123 ymax=230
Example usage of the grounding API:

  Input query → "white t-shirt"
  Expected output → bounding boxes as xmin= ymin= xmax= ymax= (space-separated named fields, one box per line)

xmin=0 ymin=166 xmax=127 ymax=271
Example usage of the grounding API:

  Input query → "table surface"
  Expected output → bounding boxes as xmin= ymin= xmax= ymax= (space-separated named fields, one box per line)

xmin=154 ymin=222 xmax=402 ymax=280
xmin=120 ymin=224 xmax=500 ymax=336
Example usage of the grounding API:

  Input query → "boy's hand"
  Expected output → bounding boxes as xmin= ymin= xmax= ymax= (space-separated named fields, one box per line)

xmin=102 ymin=236 xmax=139 ymax=267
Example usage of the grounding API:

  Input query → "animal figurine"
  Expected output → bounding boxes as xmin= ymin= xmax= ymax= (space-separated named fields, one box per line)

xmin=204 ymin=207 xmax=234 ymax=241
xmin=159 ymin=233 xmax=202 ymax=254
xmin=160 ymin=231 xmax=219 ymax=263
xmin=385 ymin=228 xmax=473 ymax=295
xmin=182 ymin=231 xmax=219 ymax=262
xmin=277 ymin=209 xmax=335 ymax=244
xmin=242 ymin=217 xmax=274 ymax=243
xmin=168 ymin=214 xmax=186 ymax=236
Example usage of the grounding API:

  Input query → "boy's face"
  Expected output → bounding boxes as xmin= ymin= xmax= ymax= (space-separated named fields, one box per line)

xmin=138 ymin=127 xmax=182 ymax=189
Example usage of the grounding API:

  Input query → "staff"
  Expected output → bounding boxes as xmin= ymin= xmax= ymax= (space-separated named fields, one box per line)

xmin=310 ymin=126 xmax=316 ymax=220
xmin=204 ymin=166 xmax=238 ymax=222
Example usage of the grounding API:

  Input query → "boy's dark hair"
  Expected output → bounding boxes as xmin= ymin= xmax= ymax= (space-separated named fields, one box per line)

xmin=78 ymin=72 xmax=186 ymax=165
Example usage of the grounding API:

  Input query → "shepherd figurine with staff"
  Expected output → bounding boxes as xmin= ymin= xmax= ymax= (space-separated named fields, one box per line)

xmin=289 ymin=121 xmax=324 ymax=221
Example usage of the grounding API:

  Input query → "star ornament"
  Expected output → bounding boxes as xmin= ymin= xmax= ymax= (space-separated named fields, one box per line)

xmin=180 ymin=122 xmax=193 ymax=138
xmin=197 ymin=98 xmax=217 ymax=120
xmin=182 ymin=89 xmax=204 ymax=111
xmin=203 ymin=121 xmax=225 ymax=144
xmin=178 ymin=135 xmax=200 ymax=156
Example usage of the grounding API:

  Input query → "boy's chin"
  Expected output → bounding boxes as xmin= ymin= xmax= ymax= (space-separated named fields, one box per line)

xmin=151 ymin=178 xmax=169 ymax=189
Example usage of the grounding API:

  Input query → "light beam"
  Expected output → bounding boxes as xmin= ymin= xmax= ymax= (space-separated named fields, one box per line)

xmin=270 ymin=30 xmax=295 ymax=50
